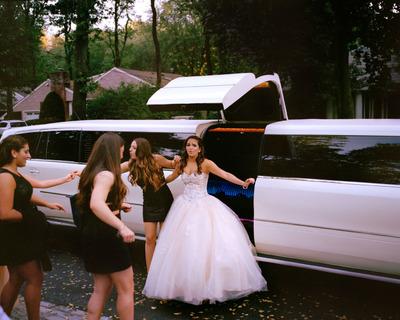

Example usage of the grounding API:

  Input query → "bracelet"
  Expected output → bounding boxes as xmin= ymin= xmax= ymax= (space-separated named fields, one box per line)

xmin=118 ymin=224 xmax=125 ymax=232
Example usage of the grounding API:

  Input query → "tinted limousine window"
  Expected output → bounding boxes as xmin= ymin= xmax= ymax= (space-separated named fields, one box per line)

xmin=20 ymin=130 xmax=190 ymax=163
xmin=260 ymin=135 xmax=400 ymax=184
xmin=82 ymin=131 xmax=190 ymax=162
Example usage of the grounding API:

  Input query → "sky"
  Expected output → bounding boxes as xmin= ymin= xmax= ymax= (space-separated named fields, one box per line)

xmin=46 ymin=0 xmax=160 ymax=35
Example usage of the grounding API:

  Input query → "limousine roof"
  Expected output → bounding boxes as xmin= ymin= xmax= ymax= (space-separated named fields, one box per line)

xmin=1 ymin=119 xmax=217 ymax=139
xmin=265 ymin=119 xmax=400 ymax=136
xmin=147 ymin=73 xmax=288 ymax=119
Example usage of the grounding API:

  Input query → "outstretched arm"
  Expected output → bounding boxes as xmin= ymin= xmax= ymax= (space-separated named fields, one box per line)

xmin=154 ymin=154 xmax=181 ymax=169
xmin=30 ymin=194 xmax=66 ymax=212
xmin=22 ymin=170 xmax=80 ymax=188
xmin=165 ymin=165 xmax=181 ymax=183
xmin=204 ymin=159 xmax=255 ymax=189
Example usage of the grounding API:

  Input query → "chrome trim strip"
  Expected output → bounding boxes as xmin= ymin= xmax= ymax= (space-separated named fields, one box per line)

xmin=255 ymin=255 xmax=400 ymax=284
xmin=257 ymin=175 xmax=400 ymax=188
xmin=254 ymin=219 xmax=400 ymax=239
xmin=38 ymin=191 xmax=143 ymax=207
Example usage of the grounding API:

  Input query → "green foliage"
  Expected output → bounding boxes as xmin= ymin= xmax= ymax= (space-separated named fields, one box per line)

xmin=86 ymin=82 xmax=171 ymax=119
xmin=40 ymin=91 xmax=66 ymax=122
xmin=36 ymin=36 xmax=68 ymax=84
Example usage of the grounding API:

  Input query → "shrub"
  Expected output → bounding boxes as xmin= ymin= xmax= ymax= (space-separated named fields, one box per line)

xmin=40 ymin=91 xmax=66 ymax=122
xmin=87 ymin=83 xmax=169 ymax=119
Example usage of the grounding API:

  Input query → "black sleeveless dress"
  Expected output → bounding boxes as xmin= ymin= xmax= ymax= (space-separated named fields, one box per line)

xmin=80 ymin=189 xmax=132 ymax=274
xmin=0 ymin=168 xmax=49 ymax=268
xmin=137 ymin=168 xmax=173 ymax=223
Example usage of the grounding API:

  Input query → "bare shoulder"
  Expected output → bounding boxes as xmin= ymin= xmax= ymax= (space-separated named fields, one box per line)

xmin=0 ymin=170 xmax=15 ymax=182
xmin=203 ymin=158 xmax=216 ymax=168
xmin=121 ymin=161 xmax=129 ymax=172
xmin=95 ymin=170 xmax=114 ymax=183
xmin=153 ymin=154 xmax=168 ymax=167
xmin=202 ymin=158 xmax=215 ymax=172
xmin=153 ymin=154 xmax=166 ymax=163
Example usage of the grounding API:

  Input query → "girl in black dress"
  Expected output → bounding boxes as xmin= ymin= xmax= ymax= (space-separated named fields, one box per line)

xmin=0 ymin=135 xmax=66 ymax=320
xmin=121 ymin=137 xmax=178 ymax=271
xmin=76 ymin=132 xmax=135 ymax=320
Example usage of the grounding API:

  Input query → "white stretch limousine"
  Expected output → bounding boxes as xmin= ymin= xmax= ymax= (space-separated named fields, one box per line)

xmin=2 ymin=73 xmax=399 ymax=284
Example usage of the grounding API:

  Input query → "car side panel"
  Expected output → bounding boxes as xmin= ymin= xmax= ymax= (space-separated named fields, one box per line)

xmin=253 ymin=176 xmax=400 ymax=277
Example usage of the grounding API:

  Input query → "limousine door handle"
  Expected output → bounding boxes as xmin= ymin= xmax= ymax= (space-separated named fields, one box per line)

xmin=29 ymin=168 xmax=40 ymax=174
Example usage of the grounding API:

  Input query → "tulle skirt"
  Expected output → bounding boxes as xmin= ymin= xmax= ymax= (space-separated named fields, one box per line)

xmin=142 ymin=193 xmax=267 ymax=305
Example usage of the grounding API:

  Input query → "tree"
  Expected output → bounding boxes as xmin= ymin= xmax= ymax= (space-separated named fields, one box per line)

xmin=86 ymin=83 xmax=160 ymax=119
xmin=40 ymin=91 xmax=66 ymax=122
xmin=21 ymin=0 xmax=49 ymax=89
xmin=0 ymin=1 xmax=40 ymax=119
xmin=36 ymin=35 xmax=68 ymax=84
xmin=103 ymin=0 xmax=135 ymax=67
xmin=169 ymin=0 xmax=214 ymax=75
xmin=48 ymin=0 xmax=76 ymax=78
xmin=151 ymin=0 xmax=162 ymax=87
xmin=200 ymin=0 xmax=400 ymax=118
xmin=72 ymin=0 xmax=99 ymax=120
xmin=158 ymin=1 xmax=214 ymax=76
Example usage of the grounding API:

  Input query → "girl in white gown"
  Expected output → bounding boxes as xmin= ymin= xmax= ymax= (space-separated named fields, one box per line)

xmin=142 ymin=136 xmax=267 ymax=305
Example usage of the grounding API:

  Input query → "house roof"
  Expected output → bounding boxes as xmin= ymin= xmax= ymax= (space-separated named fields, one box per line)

xmin=13 ymin=80 xmax=73 ymax=112
xmin=12 ymin=67 xmax=182 ymax=114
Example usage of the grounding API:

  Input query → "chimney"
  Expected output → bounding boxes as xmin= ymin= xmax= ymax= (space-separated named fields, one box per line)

xmin=50 ymin=69 xmax=70 ymax=120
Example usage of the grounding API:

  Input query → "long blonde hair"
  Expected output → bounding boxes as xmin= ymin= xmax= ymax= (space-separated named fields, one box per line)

xmin=128 ymin=138 xmax=164 ymax=191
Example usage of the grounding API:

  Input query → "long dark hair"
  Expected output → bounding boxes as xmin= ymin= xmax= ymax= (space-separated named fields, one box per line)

xmin=128 ymin=137 xmax=164 ymax=191
xmin=0 ymin=135 xmax=28 ymax=167
xmin=76 ymin=132 xmax=127 ymax=214
xmin=179 ymin=135 xmax=205 ymax=174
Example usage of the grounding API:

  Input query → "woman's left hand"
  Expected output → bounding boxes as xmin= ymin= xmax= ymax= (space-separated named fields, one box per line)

xmin=121 ymin=202 xmax=132 ymax=213
xmin=173 ymin=155 xmax=181 ymax=166
xmin=65 ymin=170 xmax=81 ymax=182
xmin=49 ymin=203 xmax=66 ymax=212
xmin=243 ymin=178 xmax=255 ymax=189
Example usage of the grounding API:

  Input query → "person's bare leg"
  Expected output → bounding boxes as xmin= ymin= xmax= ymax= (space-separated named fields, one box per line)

xmin=1 ymin=260 xmax=43 ymax=320
xmin=0 ymin=266 xmax=23 ymax=316
xmin=0 ymin=266 xmax=9 ymax=303
xmin=111 ymin=267 xmax=134 ymax=320
xmin=87 ymin=273 xmax=113 ymax=320
xmin=21 ymin=261 xmax=43 ymax=320
xmin=144 ymin=222 xmax=158 ymax=271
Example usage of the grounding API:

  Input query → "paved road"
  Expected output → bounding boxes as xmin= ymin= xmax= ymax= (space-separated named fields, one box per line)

xmin=10 ymin=225 xmax=400 ymax=319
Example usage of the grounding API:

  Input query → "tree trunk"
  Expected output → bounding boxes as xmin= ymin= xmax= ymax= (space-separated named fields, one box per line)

xmin=204 ymin=31 xmax=213 ymax=75
xmin=64 ymin=17 xmax=74 ymax=79
xmin=72 ymin=0 xmax=90 ymax=120
xmin=332 ymin=0 xmax=354 ymax=119
xmin=114 ymin=0 xmax=121 ymax=67
xmin=6 ymin=88 xmax=14 ymax=120
xmin=151 ymin=0 xmax=162 ymax=87
xmin=335 ymin=33 xmax=354 ymax=119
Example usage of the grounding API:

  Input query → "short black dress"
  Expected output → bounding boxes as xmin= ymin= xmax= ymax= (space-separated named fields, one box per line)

xmin=0 ymin=168 xmax=49 ymax=268
xmin=137 ymin=168 xmax=173 ymax=223
xmin=80 ymin=195 xmax=132 ymax=274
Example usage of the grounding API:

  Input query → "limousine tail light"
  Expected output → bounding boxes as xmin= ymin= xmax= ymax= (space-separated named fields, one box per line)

xmin=208 ymin=128 xmax=265 ymax=133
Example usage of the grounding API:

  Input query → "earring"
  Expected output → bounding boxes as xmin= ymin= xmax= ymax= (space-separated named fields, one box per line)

xmin=13 ymin=155 xmax=16 ymax=158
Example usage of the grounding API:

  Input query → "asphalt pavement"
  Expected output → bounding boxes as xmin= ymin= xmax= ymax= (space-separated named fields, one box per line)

xmin=7 ymin=225 xmax=400 ymax=320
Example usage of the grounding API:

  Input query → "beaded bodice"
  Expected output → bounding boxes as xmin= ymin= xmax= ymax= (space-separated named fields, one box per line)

xmin=181 ymin=172 xmax=208 ymax=201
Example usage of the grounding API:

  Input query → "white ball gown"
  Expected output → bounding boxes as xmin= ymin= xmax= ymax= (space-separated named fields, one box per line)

xmin=142 ymin=172 xmax=267 ymax=305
